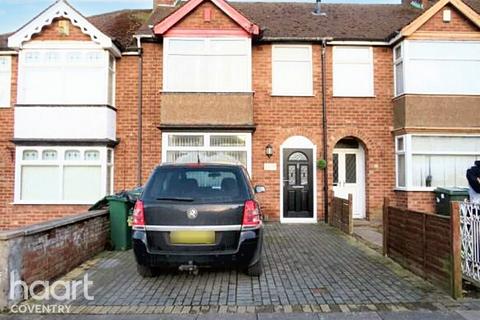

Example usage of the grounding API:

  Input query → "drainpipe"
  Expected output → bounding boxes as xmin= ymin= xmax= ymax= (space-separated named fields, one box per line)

xmin=321 ymin=38 xmax=330 ymax=222
xmin=135 ymin=36 xmax=144 ymax=187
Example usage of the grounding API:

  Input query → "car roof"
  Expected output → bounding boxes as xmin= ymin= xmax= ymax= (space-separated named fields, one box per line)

xmin=157 ymin=162 xmax=244 ymax=169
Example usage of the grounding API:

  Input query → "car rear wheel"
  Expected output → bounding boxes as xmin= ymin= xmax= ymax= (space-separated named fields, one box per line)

xmin=136 ymin=263 xmax=156 ymax=278
xmin=246 ymin=258 xmax=263 ymax=276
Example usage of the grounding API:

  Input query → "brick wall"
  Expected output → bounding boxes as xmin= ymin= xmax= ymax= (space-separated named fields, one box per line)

xmin=114 ymin=55 xmax=140 ymax=190
xmin=418 ymin=4 xmax=478 ymax=32
xmin=173 ymin=1 xmax=242 ymax=31
xmin=393 ymin=191 xmax=436 ymax=213
xmin=32 ymin=18 xmax=92 ymax=42
xmin=250 ymin=44 xmax=324 ymax=221
xmin=0 ymin=210 xmax=109 ymax=308
xmin=326 ymin=46 xmax=396 ymax=221
xmin=21 ymin=212 xmax=108 ymax=285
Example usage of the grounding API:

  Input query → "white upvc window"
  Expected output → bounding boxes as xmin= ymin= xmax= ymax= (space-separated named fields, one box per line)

xmin=162 ymin=132 xmax=252 ymax=174
xmin=393 ymin=43 xmax=404 ymax=96
xmin=0 ymin=56 xmax=12 ymax=108
xmin=272 ymin=45 xmax=313 ymax=96
xmin=395 ymin=134 xmax=480 ymax=191
xmin=163 ymin=37 xmax=252 ymax=92
xmin=15 ymin=146 xmax=114 ymax=204
xmin=394 ymin=40 xmax=480 ymax=96
xmin=17 ymin=43 xmax=115 ymax=105
xmin=333 ymin=46 xmax=374 ymax=97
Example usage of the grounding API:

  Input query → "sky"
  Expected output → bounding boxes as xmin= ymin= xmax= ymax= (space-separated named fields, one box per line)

xmin=0 ymin=0 xmax=402 ymax=34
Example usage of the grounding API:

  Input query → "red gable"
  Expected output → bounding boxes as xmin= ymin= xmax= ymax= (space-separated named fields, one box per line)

xmin=153 ymin=0 xmax=260 ymax=36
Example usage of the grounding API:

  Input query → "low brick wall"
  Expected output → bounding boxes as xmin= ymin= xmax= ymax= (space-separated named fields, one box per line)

xmin=383 ymin=199 xmax=461 ymax=298
xmin=329 ymin=196 xmax=352 ymax=235
xmin=0 ymin=210 xmax=109 ymax=309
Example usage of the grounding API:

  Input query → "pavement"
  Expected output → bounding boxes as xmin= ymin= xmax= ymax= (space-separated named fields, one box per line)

xmin=5 ymin=223 xmax=480 ymax=318
xmin=353 ymin=220 xmax=383 ymax=251
xmin=1 ymin=311 xmax=480 ymax=319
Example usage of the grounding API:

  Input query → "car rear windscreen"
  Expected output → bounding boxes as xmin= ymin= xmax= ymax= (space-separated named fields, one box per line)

xmin=143 ymin=166 xmax=250 ymax=203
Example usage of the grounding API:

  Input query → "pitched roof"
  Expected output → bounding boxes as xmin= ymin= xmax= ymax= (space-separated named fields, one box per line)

xmin=139 ymin=0 xmax=480 ymax=41
xmin=88 ymin=9 xmax=151 ymax=49
xmin=0 ymin=5 xmax=150 ymax=51
xmin=153 ymin=0 xmax=259 ymax=35
xmin=138 ymin=2 xmax=424 ymax=41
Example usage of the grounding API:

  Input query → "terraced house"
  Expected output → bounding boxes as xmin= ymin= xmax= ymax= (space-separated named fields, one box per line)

xmin=0 ymin=0 xmax=479 ymax=229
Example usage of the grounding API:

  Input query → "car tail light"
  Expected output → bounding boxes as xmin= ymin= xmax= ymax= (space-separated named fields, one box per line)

xmin=132 ymin=200 xmax=145 ymax=227
xmin=242 ymin=200 xmax=262 ymax=229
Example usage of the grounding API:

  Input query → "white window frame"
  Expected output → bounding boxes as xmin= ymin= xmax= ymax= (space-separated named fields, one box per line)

xmin=163 ymin=37 xmax=252 ymax=93
xmin=0 ymin=55 xmax=12 ymax=108
xmin=107 ymin=54 xmax=116 ymax=107
xmin=17 ymin=41 xmax=113 ymax=105
xmin=393 ymin=43 xmax=404 ymax=97
xmin=271 ymin=44 xmax=313 ymax=97
xmin=395 ymin=134 xmax=480 ymax=191
xmin=161 ymin=132 xmax=252 ymax=175
xmin=14 ymin=146 xmax=114 ymax=204
xmin=332 ymin=46 xmax=374 ymax=97
xmin=394 ymin=40 xmax=480 ymax=97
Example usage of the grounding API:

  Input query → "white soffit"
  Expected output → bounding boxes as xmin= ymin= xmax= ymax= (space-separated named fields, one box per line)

xmin=8 ymin=0 xmax=120 ymax=56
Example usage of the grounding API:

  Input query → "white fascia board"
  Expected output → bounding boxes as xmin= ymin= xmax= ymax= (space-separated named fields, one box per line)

xmin=328 ymin=40 xmax=389 ymax=46
xmin=8 ymin=1 xmax=121 ymax=57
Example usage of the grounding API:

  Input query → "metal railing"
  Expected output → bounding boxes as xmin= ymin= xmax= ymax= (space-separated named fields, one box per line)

xmin=460 ymin=201 xmax=480 ymax=286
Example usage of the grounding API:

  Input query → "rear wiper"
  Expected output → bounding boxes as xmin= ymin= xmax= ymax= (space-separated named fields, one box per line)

xmin=156 ymin=197 xmax=194 ymax=202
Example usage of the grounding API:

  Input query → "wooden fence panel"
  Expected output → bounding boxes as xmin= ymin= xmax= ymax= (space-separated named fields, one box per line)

xmin=329 ymin=196 xmax=352 ymax=235
xmin=383 ymin=198 xmax=462 ymax=299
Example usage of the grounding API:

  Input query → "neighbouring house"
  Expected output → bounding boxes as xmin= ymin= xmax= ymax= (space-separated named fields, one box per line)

xmin=0 ymin=0 xmax=479 ymax=229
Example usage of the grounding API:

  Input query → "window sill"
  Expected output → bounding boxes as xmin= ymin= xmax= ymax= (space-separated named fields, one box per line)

xmin=394 ymin=187 xmax=436 ymax=192
xmin=333 ymin=95 xmax=376 ymax=98
xmin=270 ymin=93 xmax=315 ymax=97
xmin=161 ymin=91 xmax=255 ymax=95
xmin=13 ymin=201 xmax=95 ymax=205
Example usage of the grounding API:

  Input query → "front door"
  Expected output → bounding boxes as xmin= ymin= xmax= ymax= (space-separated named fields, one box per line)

xmin=333 ymin=148 xmax=365 ymax=219
xmin=283 ymin=149 xmax=313 ymax=218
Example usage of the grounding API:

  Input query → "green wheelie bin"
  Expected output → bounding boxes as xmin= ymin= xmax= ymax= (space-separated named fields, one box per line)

xmin=107 ymin=195 xmax=132 ymax=251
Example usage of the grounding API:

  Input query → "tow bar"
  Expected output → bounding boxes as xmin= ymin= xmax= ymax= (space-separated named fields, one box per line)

xmin=179 ymin=261 xmax=199 ymax=275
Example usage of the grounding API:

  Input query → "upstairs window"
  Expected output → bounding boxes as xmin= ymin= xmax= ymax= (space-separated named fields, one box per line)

xmin=333 ymin=46 xmax=374 ymax=97
xmin=272 ymin=45 xmax=313 ymax=96
xmin=18 ymin=48 xmax=114 ymax=105
xmin=163 ymin=38 xmax=251 ymax=92
xmin=394 ymin=40 xmax=480 ymax=96
xmin=0 ymin=56 xmax=11 ymax=108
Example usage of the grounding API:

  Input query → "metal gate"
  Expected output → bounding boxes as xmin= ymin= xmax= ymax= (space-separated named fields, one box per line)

xmin=460 ymin=202 xmax=480 ymax=286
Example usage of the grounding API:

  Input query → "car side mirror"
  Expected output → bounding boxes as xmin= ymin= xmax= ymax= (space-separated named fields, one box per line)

xmin=254 ymin=185 xmax=266 ymax=193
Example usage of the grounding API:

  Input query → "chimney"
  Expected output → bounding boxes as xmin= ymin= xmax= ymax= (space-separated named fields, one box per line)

xmin=154 ymin=0 xmax=177 ymax=8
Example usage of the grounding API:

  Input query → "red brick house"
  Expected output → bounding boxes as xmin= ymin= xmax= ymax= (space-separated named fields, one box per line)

xmin=0 ymin=0 xmax=479 ymax=228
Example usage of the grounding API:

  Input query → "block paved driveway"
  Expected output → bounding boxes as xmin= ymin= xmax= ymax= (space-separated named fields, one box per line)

xmin=28 ymin=223 xmax=471 ymax=314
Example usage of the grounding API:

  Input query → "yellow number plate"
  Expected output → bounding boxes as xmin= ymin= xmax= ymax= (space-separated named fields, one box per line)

xmin=170 ymin=231 xmax=215 ymax=245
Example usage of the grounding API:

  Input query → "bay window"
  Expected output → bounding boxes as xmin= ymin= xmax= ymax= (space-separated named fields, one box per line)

xmin=162 ymin=132 xmax=252 ymax=174
xmin=18 ymin=45 xmax=115 ymax=105
xmin=163 ymin=38 xmax=251 ymax=92
xmin=15 ymin=147 xmax=114 ymax=204
xmin=394 ymin=40 xmax=480 ymax=96
xmin=395 ymin=135 xmax=480 ymax=190
xmin=0 ymin=56 xmax=11 ymax=108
